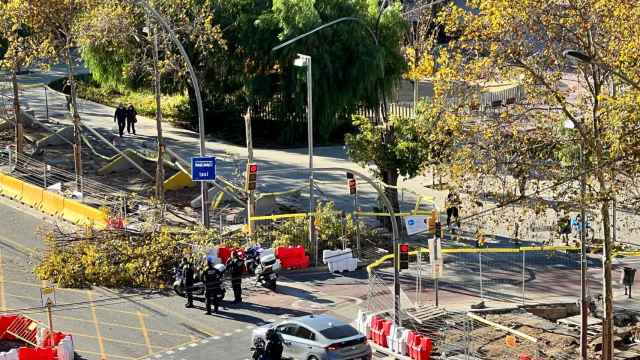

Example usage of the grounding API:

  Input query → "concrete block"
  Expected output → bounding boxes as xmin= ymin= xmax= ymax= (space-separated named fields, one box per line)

xmin=35 ymin=126 xmax=74 ymax=148
xmin=190 ymin=187 xmax=222 ymax=208
xmin=164 ymin=170 xmax=196 ymax=191
xmin=97 ymin=148 xmax=148 ymax=175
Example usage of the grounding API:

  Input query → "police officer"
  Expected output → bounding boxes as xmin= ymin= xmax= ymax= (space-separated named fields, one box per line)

xmin=227 ymin=251 xmax=244 ymax=303
xmin=182 ymin=257 xmax=195 ymax=308
xmin=263 ymin=329 xmax=283 ymax=360
xmin=201 ymin=258 xmax=224 ymax=314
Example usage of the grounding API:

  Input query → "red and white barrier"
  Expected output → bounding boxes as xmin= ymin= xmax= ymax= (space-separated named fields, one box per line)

xmin=0 ymin=315 xmax=74 ymax=360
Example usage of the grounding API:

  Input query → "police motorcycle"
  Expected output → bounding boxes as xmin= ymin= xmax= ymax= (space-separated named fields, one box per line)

xmin=173 ymin=263 xmax=204 ymax=298
xmin=244 ymin=245 xmax=263 ymax=275
xmin=255 ymin=251 xmax=281 ymax=290
xmin=250 ymin=336 xmax=266 ymax=360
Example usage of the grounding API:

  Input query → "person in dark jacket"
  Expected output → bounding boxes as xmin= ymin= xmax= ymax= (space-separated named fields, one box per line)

xmin=263 ymin=329 xmax=283 ymax=360
xmin=182 ymin=257 xmax=195 ymax=308
xmin=201 ymin=259 xmax=224 ymax=314
xmin=114 ymin=104 xmax=127 ymax=137
xmin=226 ymin=251 xmax=244 ymax=303
xmin=126 ymin=104 xmax=137 ymax=135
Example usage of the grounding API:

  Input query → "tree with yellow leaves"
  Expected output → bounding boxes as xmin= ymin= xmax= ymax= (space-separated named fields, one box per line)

xmin=0 ymin=0 xmax=54 ymax=153
xmin=429 ymin=1 xmax=640 ymax=358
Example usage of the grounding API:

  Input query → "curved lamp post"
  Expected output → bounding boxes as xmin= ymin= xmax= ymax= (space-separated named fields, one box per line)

xmin=272 ymin=15 xmax=404 ymax=325
xmin=563 ymin=49 xmax=640 ymax=91
xmin=133 ymin=0 xmax=210 ymax=226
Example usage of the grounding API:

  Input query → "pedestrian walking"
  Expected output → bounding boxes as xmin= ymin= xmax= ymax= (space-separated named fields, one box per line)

xmin=126 ymin=104 xmax=137 ymax=135
xmin=201 ymin=258 xmax=224 ymax=314
xmin=114 ymin=104 xmax=127 ymax=137
xmin=446 ymin=192 xmax=461 ymax=228
xmin=226 ymin=251 xmax=244 ymax=304
xmin=622 ymin=267 xmax=636 ymax=298
xmin=62 ymin=80 xmax=72 ymax=112
xmin=181 ymin=257 xmax=195 ymax=308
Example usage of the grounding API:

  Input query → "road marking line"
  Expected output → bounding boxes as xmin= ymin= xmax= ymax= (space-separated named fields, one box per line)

xmin=0 ymin=233 xmax=38 ymax=258
xmin=6 ymin=293 xmax=37 ymax=301
xmin=138 ymin=311 xmax=153 ymax=355
xmin=87 ymin=290 xmax=106 ymax=359
xmin=50 ymin=314 xmax=190 ymax=338
xmin=75 ymin=348 xmax=135 ymax=359
xmin=72 ymin=331 xmax=167 ymax=349
xmin=1 ymin=279 xmax=86 ymax=293
xmin=0 ymin=251 xmax=6 ymax=311
xmin=96 ymin=306 xmax=151 ymax=317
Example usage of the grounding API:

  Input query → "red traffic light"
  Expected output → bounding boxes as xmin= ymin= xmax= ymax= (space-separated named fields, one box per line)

xmin=400 ymin=243 xmax=409 ymax=253
xmin=249 ymin=164 xmax=258 ymax=173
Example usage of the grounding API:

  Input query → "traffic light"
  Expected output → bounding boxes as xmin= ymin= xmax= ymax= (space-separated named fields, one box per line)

xmin=399 ymin=243 xmax=409 ymax=270
xmin=346 ymin=172 xmax=357 ymax=195
xmin=245 ymin=163 xmax=258 ymax=191
xmin=435 ymin=221 xmax=442 ymax=239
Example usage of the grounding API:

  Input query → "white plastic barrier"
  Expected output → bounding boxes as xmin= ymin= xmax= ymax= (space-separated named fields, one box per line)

xmin=387 ymin=325 xmax=407 ymax=354
xmin=2 ymin=349 xmax=18 ymax=360
xmin=399 ymin=329 xmax=411 ymax=355
xmin=328 ymin=258 xmax=358 ymax=272
xmin=323 ymin=248 xmax=358 ymax=272
xmin=56 ymin=335 xmax=74 ymax=360
xmin=355 ymin=309 xmax=370 ymax=334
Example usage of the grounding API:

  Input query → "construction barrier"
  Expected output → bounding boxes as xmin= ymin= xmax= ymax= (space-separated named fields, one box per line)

xmin=61 ymin=198 xmax=108 ymax=228
xmin=0 ymin=172 xmax=108 ymax=229
xmin=41 ymin=191 xmax=64 ymax=217
xmin=0 ymin=174 xmax=23 ymax=200
xmin=0 ymin=314 xmax=74 ymax=360
xmin=275 ymin=246 xmax=310 ymax=269
xmin=366 ymin=245 xmax=581 ymax=273
xmin=21 ymin=182 xmax=43 ymax=209
xmin=360 ymin=311 xmax=432 ymax=360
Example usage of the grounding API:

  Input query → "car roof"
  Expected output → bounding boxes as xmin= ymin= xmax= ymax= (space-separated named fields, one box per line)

xmin=288 ymin=314 xmax=348 ymax=332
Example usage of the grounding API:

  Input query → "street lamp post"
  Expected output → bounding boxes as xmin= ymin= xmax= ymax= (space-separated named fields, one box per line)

xmin=294 ymin=54 xmax=317 ymax=266
xmin=564 ymin=119 xmax=588 ymax=360
xmin=134 ymin=0 xmax=209 ymax=227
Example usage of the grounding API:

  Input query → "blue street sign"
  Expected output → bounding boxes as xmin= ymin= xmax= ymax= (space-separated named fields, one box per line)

xmin=407 ymin=219 xmax=416 ymax=226
xmin=191 ymin=156 xmax=216 ymax=181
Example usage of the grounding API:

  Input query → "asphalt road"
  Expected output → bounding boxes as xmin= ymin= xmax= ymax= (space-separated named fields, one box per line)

xmin=0 ymin=196 xmax=369 ymax=360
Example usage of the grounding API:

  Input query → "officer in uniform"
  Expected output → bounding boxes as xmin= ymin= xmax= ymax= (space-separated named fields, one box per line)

xmin=182 ymin=257 xmax=195 ymax=308
xmin=227 ymin=251 xmax=244 ymax=303
xmin=201 ymin=258 xmax=224 ymax=314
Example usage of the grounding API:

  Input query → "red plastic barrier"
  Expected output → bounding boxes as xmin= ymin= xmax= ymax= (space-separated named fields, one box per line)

xmin=276 ymin=246 xmax=310 ymax=269
xmin=379 ymin=320 xmax=392 ymax=347
xmin=367 ymin=315 xmax=379 ymax=340
xmin=372 ymin=317 xmax=384 ymax=344
xmin=0 ymin=315 xmax=18 ymax=338
xmin=519 ymin=355 xmax=532 ymax=360
xmin=409 ymin=334 xmax=423 ymax=359
xmin=406 ymin=331 xmax=417 ymax=358
xmin=416 ymin=337 xmax=433 ymax=360
xmin=218 ymin=247 xmax=231 ymax=264
xmin=18 ymin=347 xmax=57 ymax=360
xmin=41 ymin=330 xmax=66 ymax=347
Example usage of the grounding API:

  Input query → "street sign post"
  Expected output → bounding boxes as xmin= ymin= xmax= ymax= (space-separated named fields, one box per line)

xmin=40 ymin=286 xmax=56 ymax=346
xmin=191 ymin=156 xmax=216 ymax=181
xmin=429 ymin=237 xmax=443 ymax=307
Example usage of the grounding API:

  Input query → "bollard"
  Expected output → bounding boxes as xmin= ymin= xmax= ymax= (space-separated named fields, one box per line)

xmin=479 ymin=252 xmax=484 ymax=299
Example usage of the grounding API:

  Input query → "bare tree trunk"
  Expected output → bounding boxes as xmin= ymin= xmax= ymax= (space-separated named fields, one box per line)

xmin=151 ymin=23 xmax=165 ymax=203
xmin=11 ymin=68 xmax=23 ymax=154
xmin=600 ymin=197 xmax=613 ymax=360
xmin=65 ymin=42 xmax=82 ymax=192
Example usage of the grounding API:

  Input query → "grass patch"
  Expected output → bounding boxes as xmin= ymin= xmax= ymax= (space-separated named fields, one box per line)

xmin=51 ymin=75 xmax=191 ymax=124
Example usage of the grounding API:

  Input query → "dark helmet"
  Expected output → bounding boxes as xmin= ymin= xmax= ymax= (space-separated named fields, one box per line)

xmin=266 ymin=328 xmax=276 ymax=340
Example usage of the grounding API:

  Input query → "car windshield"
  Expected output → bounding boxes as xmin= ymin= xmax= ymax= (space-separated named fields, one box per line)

xmin=319 ymin=325 xmax=359 ymax=339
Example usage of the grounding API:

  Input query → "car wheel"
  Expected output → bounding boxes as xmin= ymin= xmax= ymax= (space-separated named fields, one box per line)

xmin=308 ymin=356 xmax=319 ymax=360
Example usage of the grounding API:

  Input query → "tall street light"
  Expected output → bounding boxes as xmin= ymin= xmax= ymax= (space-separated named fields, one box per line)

xmin=294 ymin=54 xmax=317 ymax=267
xmin=134 ymin=0 xmax=209 ymax=227
xmin=564 ymin=119 xmax=588 ymax=360
xmin=272 ymin=16 xmax=404 ymax=325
